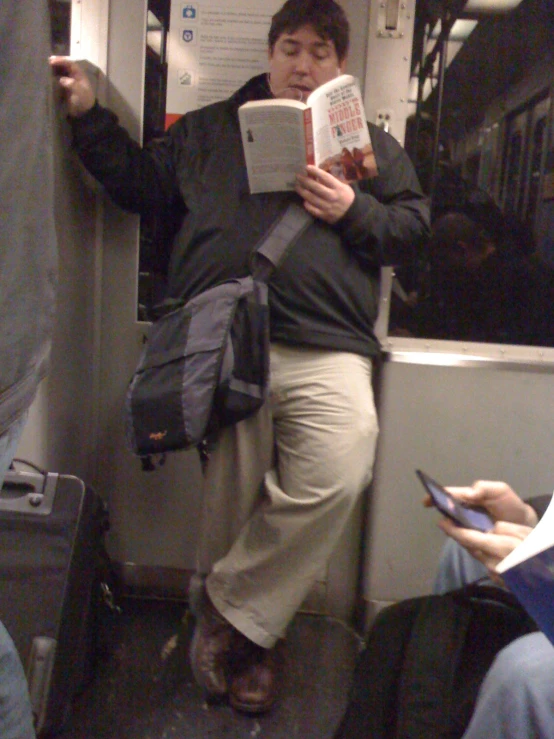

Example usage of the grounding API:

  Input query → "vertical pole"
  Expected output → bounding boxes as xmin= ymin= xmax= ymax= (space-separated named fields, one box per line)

xmin=429 ymin=20 xmax=448 ymax=213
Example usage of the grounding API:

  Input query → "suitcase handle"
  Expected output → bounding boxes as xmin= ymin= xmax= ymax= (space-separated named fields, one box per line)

xmin=0 ymin=470 xmax=58 ymax=516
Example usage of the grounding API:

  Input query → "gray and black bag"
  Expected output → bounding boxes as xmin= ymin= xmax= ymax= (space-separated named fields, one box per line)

xmin=125 ymin=204 xmax=312 ymax=459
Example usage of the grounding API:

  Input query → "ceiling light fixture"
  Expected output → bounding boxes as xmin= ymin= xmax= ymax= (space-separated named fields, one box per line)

xmin=464 ymin=0 xmax=523 ymax=12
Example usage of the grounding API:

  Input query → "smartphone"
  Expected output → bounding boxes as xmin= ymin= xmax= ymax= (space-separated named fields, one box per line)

xmin=416 ymin=469 xmax=494 ymax=532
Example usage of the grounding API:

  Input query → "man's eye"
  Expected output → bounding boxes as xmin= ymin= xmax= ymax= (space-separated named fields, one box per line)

xmin=313 ymin=49 xmax=331 ymax=61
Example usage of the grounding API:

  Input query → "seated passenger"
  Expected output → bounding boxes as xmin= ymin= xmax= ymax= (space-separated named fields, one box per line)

xmin=432 ymin=480 xmax=554 ymax=739
xmin=411 ymin=211 xmax=554 ymax=345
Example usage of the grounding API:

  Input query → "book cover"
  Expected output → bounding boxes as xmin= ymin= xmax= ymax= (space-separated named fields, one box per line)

xmin=496 ymin=492 xmax=554 ymax=644
xmin=238 ymin=74 xmax=378 ymax=194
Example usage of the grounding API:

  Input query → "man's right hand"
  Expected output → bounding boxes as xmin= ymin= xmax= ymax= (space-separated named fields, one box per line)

xmin=49 ymin=57 xmax=95 ymax=117
xmin=444 ymin=480 xmax=539 ymax=527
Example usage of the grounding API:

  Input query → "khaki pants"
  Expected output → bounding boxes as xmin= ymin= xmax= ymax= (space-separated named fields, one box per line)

xmin=198 ymin=343 xmax=379 ymax=648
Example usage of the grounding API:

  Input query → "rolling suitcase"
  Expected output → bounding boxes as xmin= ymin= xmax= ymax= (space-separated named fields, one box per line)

xmin=0 ymin=465 xmax=109 ymax=736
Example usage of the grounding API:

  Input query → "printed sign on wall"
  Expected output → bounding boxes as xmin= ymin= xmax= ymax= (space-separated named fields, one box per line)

xmin=166 ymin=0 xmax=284 ymax=128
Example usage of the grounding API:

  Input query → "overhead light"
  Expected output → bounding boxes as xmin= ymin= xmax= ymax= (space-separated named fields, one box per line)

xmin=464 ymin=0 xmax=523 ymax=11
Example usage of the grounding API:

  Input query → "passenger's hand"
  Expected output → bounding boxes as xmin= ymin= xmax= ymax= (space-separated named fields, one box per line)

xmin=439 ymin=517 xmax=533 ymax=583
xmin=295 ymin=166 xmax=355 ymax=224
xmin=50 ymin=57 xmax=96 ymax=117
xmin=424 ymin=480 xmax=538 ymax=527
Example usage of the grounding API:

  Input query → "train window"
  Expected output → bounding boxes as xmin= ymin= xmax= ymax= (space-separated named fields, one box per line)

xmin=49 ymin=0 xmax=71 ymax=56
xmin=526 ymin=115 xmax=547 ymax=227
xmin=463 ymin=152 xmax=481 ymax=189
xmin=524 ymin=96 xmax=551 ymax=230
xmin=503 ymin=129 xmax=523 ymax=215
xmin=394 ymin=0 xmax=554 ymax=348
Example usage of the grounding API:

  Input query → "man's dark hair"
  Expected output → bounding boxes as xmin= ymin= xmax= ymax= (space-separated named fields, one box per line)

xmin=268 ymin=0 xmax=350 ymax=62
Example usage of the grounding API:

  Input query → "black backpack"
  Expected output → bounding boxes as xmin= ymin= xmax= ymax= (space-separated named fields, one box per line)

xmin=334 ymin=583 xmax=537 ymax=739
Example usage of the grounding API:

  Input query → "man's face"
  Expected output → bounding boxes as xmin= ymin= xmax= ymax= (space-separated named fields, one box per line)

xmin=268 ymin=25 xmax=345 ymax=101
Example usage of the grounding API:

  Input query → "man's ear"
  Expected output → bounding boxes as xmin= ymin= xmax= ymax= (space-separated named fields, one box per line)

xmin=338 ymin=56 xmax=348 ymax=74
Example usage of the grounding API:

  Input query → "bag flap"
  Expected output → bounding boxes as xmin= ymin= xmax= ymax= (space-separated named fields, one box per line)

xmin=136 ymin=282 xmax=251 ymax=372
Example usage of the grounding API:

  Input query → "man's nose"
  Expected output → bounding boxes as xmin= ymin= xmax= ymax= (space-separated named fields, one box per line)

xmin=293 ymin=50 xmax=312 ymax=75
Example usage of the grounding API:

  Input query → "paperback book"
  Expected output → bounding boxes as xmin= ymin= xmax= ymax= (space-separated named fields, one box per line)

xmin=496 ymin=492 xmax=554 ymax=645
xmin=238 ymin=74 xmax=378 ymax=194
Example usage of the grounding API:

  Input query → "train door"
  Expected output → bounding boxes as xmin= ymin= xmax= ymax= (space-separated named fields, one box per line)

xmin=500 ymin=94 xmax=551 ymax=233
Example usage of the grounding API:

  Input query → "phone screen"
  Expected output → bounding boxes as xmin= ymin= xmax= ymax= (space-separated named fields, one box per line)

xmin=416 ymin=470 xmax=494 ymax=532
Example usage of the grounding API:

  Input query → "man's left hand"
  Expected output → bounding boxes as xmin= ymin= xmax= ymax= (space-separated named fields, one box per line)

xmin=439 ymin=518 xmax=532 ymax=583
xmin=295 ymin=165 xmax=355 ymax=224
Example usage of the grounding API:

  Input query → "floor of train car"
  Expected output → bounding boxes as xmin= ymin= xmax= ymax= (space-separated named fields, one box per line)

xmin=55 ymin=597 xmax=361 ymax=739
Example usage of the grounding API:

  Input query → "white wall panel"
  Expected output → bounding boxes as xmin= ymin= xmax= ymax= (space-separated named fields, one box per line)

xmin=364 ymin=356 xmax=554 ymax=620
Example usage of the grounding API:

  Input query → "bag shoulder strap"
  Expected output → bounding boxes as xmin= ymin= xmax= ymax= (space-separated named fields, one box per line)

xmin=395 ymin=593 xmax=472 ymax=739
xmin=333 ymin=596 xmax=427 ymax=739
xmin=252 ymin=203 xmax=313 ymax=282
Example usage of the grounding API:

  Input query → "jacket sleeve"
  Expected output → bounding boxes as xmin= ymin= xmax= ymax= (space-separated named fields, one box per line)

xmin=69 ymin=102 xmax=185 ymax=218
xmin=527 ymin=495 xmax=552 ymax=521
xmin=334 ymin=124 xmax=430 ymax=268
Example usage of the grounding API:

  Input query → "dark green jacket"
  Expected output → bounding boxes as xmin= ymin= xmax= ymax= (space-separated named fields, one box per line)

xmin=71 ymin=74 xmax=429 ymax=359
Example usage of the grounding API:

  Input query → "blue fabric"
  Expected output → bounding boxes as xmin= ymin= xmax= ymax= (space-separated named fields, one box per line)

xmin=463 ymin=632 xmax=554 ymax=739
xmin=0 ymin=414 xmax=36 ymax=739
xmin=0 ymin=413 xmax=27 ymax=483
xmin=435 ymin=538 xmax=554 ymax=739
xmin=0 ymin=623 xmax=36 ymax=739
xmin=433 ymin=537 xmax=491 ymax=595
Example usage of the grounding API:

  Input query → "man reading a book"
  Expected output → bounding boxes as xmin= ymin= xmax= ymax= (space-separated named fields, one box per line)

xmin=431 ymin=481 xmax=554 ymax=739
xmin=50 ymin=0 xmax=429 ymax=714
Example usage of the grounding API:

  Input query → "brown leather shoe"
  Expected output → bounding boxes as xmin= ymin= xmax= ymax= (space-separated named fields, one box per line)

xmin=189 ymin=593 xmax=235 ymax=698
xmin=228 ymin=637 xmax=283 ymax=714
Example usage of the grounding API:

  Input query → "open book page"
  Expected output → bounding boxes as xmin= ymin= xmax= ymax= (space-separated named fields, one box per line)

xmin=496 ymin=492 xmax=554 ymax=573
xmin=238 ymin=100 xmax=309 ymax=193
xmin=307 ymin=74 xmax=378 ymax=183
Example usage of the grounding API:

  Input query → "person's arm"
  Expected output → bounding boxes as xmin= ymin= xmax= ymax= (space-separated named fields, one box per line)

xmin=50 ymin=57 xmax=95 ymax=116
xmin=438 ymin=480 xmax=539 ymax=527
xmin=294 ymin=125 xmax=430 ymax=269
xmin=427 ymin=480 xmax=539 ymax=582
xmin=50 ymin=58 xmax=183 ymax=218
xmin=440 ymin=518 xmax=533 ymax=583
xmin=294 ymin=124 xmax=429 ymax=268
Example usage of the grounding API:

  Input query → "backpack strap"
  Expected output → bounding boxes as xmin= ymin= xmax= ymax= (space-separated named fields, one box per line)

xmin=333 ymin=597 xmax=425 ymax=739
xmin=252 ymin=203 xmax=313 ymax=282
xmin=395 ymin=593 xmax=472 ymax=739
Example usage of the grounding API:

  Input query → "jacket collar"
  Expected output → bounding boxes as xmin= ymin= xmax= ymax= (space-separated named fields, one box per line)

xmin=229 ymin=74 xmax=272 ymax=108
